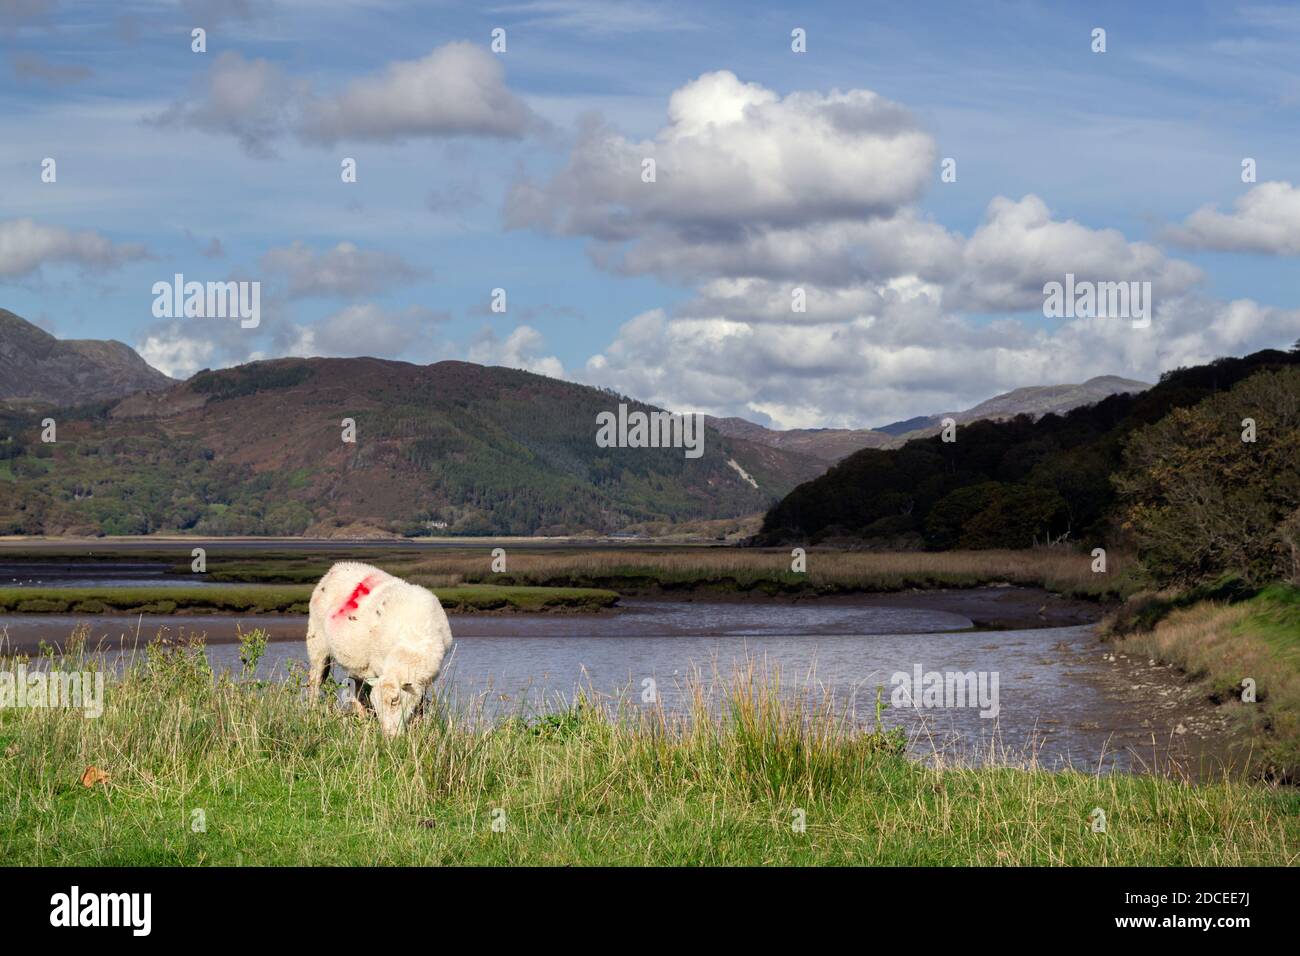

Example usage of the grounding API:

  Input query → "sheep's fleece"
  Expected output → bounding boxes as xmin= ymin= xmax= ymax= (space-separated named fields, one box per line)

xmin=306 ymin=561 xmax=453 ymax=735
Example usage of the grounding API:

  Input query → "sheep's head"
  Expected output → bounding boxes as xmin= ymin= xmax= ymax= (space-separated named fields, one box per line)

xmin=371 ymin=675 xmax=421 ymax=738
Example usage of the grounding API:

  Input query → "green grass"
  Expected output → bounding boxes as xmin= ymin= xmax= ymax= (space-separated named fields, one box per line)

xmin=1 ymin=641 xmax=1296 ymax=866
xmin=1242 ymin=584 xmax=1300 ymax=665
xmin=0 ymin=583 xmax=619 ymax=615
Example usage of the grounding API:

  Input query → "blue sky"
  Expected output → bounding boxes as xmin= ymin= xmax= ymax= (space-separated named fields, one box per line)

xmin=3 ymin=0 xmax=1299 ymax=428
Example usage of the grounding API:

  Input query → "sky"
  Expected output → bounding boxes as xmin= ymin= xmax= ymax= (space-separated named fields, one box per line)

xmin=2 ymin=0 xmax=1299 ymax=429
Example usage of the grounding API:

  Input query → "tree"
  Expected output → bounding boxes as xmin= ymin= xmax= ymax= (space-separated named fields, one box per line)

xmin=1115 ymin=367 xmax=1300 ymax=586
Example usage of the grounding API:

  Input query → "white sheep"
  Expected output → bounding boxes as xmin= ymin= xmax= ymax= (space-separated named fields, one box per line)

xmin=305 ymin=561 xmax=453 ymax=737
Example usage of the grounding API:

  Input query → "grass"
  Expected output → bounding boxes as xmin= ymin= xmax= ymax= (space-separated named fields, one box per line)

xmin=0 ymin=636 xmax=1296 ymax=866
xmin=0 ymin=583 xmax=619 ymax=616
xmin=1113 ymin=584 xmax=1300 ymax=782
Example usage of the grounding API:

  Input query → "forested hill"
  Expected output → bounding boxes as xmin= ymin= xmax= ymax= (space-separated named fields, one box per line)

xmin=0 ymin=357 xmax=824 ymax=536
xmin=757 ymin=347 xmax=1300 ymax=552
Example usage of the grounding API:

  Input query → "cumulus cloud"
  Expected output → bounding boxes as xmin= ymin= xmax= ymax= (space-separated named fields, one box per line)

xmin=135 ymin=316 xmax=263 ymax=379
xmin=952 ymin=195 xmax=1203 ymax=311
xmin=509 ymin=71 xmax=1200 ymax=316
xmin=497 ymin=69 xmax=1248 ymax=426
xmin=580 ymin=296 xmax=1300 ymax=429
xmin=151 ymin=43 xmax=537 ymax=157
xmin=651 ymin=193 xmax=1202 ymax=326
xmin=1165 ymin=181 xmax=1300 ymax=256
xmin=260 ymin=241 xmax=423 ymax=298
xmin=135 ymin=298 xmax=447 ymax=378
xmin=148 ymin=51 xmax=300 ymax=159
xmin=299 ymin=42 xmax=538 ymax=144
xmin=279 ymin=304 xmax=447 ymax=359
xmin=467 ymin=325 xmax=564 ymax=379
xmin=507 ymin=70 xmax=934 ymax=264
xmin=0 ymin=218 xmax=147 ymax=279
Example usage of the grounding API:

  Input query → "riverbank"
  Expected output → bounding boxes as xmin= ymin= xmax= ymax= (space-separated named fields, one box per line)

xmin=1107 ymin=584 xmax=1300 ymax=782
xmin=0 ymin=650 xmax=1295 ymax=866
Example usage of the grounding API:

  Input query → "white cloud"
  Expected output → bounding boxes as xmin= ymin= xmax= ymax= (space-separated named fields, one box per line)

xmin=148 ymin=51 xmax=300 ymax=159
xmin=260 ymin=241 xmax=423 ymax=298
xmin=509 ymin=71 xmax=1201 ymax=322
xmin=507 ymin=70 xmax=935 ymax=261
xmin=468 ymin=325 xmax=564 ymax=379
xmin=134 ymin=317 xmax=255 ymax=379
xmin=1165 ymin=181 xmax=1300 ymax=255
xmin=136 ymin=328 xmax=217 ymax=380
xmin=281 ymin=304 xmax=447 ymax=359
xmin=151 ymin=42 xmax=537 ymax=158
xmin=953 ymin=195 xmax=1203 ymax=311
xmin=299 ymin=42 xmax=539 ymax=144
xmin=580 ymin=296 xmax=1300 ymax=429
xmin=0 ymin=218 xmax=147 ymax=279
xmin=503 ymin=69 xmax=1259 ymax=426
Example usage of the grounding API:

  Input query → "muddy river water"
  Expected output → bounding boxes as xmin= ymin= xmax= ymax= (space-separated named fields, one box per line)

xmin=0 ymin=588 xmax=1229 ymax=777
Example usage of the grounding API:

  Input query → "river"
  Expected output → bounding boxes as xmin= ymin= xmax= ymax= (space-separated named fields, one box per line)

xmin=0 ymin=593 xmax=1227 ymax=777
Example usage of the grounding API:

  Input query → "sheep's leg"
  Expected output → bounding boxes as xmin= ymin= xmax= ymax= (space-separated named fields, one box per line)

xmin=350 ymin=678 xmax=372 ymax=718
xmin=306 ymin=625 xmax=331 ymax=705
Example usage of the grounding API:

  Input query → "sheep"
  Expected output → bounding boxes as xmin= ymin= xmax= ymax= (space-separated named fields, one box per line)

xmin=305 ymin=561 xmax=453 ymax=737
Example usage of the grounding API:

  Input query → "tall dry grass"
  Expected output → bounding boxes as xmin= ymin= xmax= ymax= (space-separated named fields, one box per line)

xmin=399 ymin=547 xmax=1133 ymax=599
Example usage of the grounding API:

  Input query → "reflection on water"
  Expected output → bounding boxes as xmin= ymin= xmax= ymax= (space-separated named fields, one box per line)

xmin=0 ymin=598 xmax=1220 ymax=776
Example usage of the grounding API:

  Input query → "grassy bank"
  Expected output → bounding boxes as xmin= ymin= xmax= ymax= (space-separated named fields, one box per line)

xmin=1111 ymin=584 xmax=1300 ymax=782
xmin=0 ymin=583 xmax=619 ymax=615
xmin=0 ymin=641 xmax=1296 ymax=866
xmin=149 ymin=547 xmax=1136 ymax=601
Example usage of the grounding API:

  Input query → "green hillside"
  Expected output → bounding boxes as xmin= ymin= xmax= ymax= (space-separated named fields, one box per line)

xmin=0 ymin=357 xmax=824 ymax=536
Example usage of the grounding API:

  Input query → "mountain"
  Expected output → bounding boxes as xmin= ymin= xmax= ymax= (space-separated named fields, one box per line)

xmin=706 ymin=416 xmax=894 ymax=462
xmin=874 ymin=415 xmax=933 ymax=437
xmin=877 ymin=376 xmax=1151 ymax=440
xmin=0 ymin=357 xmax=826 ymax=536
xmin=950 ymin=375 xmax=1150 ymax=423
xmin=0 ymin=309 xmax=174 ymax=406
xmin=757 ymin=350 xmax=1300 ymax=549
xmin=708 ymin=377 xmax=1151 ymax=461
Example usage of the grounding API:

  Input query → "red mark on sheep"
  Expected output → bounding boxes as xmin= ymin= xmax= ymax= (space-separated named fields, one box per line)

xmin=334 ymin=577 xmax=375 ymax=618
